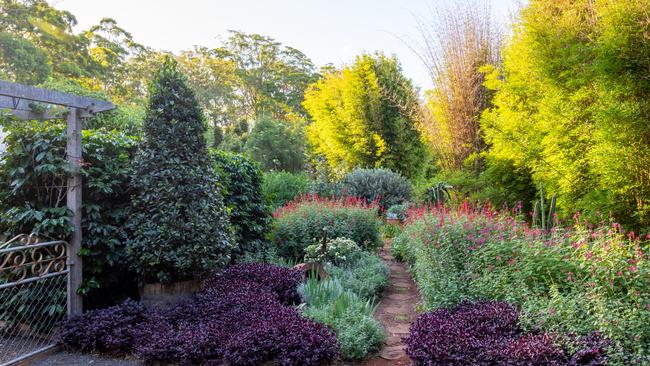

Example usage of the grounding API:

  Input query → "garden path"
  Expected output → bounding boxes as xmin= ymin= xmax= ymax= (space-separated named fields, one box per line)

xmin=363 ymin=240 xmax=420 ymax=366
xmin=31 ymin=352 xmax=137 ymax=366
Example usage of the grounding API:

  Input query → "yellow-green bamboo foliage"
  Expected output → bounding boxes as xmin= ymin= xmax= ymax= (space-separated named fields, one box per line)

xmin=303 ymin=53 xmax=427 ymax=179
xmin=482 ymin=0 xmax=650 ymax=228
xmin=419 ymin=3 xmax=499 ymax=171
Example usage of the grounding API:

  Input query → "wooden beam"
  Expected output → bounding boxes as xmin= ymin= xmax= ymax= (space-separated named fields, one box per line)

xmin=0 ymin=95 xmax=33 ymax=111
xmin=2 ymin=110 xmax=59 ymax=120
xmin=0 ymin=80 xmax=115 ymax=113
xmin=0 ymin=96 xmax=66 ymax=120
xmin=66 ymin=107 xmax=83 ymax=316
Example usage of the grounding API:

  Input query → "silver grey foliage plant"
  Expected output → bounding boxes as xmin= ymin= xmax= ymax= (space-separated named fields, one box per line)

xmin=343 ymin=168 xmax=412 ymax=209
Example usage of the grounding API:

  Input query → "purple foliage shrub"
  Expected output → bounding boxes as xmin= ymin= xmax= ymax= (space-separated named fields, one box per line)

xmin=58 ymin=299 xmax=148 ymax=355
xmin=405 ymin=301 xmax=610 ymax=366
xmin=502 ymin=333 xmax=568 ymax=366
xmin=203 ymin=262 xmax=303 ymax=304
xmin=60 ymin=263 xmax=338 ymax=365
xmin=569 ymin=332 xmax=612 ymax=366
xmin=405 ymin=301 xmax=520 ymax=365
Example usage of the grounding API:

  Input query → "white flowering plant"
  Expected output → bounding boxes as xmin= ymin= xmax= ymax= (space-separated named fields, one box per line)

xmin=304 ymin=237 xmax=361 ymax=265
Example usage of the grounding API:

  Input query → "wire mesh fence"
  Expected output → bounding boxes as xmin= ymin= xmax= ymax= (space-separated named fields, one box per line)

xmin=0 ymin=235 xmax=68 ymax=366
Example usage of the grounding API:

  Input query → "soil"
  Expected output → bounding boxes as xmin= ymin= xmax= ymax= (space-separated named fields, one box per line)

xmin=363 ymin=240 xmax=420 ymax=366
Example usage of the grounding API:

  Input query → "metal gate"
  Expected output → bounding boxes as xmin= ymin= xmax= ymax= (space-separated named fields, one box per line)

xmin=0 ymin=234 xmax=68 ymax=366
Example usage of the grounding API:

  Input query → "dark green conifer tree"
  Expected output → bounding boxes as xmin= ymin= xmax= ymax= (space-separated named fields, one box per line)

xmin=127 ymin=58 xmax=232 ymax=284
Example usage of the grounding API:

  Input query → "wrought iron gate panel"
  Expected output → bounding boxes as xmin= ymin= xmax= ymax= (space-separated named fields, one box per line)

xmin=0 ymin=234 xmax=68 ymax=366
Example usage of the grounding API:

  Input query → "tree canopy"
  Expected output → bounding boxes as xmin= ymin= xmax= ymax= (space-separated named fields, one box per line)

xmin=1 ymin=0 xmax=648 ymax=230
xmin=218 ymin=31 xmax=318 ymax=122
xmin=245 ymin=115 xmax=305 ymax=172
xmin=481 ymin=0 xmax=650 ymax=227
xmin=303 ymin=53 xmax=428 ymax=179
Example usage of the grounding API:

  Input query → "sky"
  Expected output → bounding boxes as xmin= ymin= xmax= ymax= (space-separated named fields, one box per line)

xmin=53 ymin=0 xmax=520 ymax=91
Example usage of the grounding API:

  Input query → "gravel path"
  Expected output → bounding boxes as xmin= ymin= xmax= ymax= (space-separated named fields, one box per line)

xmin=363 ymin=240 xmax=420 ymax=366
xmin=31 ymin=352 xmax=138 ymax=366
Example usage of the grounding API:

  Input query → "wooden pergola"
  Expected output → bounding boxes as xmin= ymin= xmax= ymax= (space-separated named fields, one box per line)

xmin=0 ymin=79 xmax=115 ymax=316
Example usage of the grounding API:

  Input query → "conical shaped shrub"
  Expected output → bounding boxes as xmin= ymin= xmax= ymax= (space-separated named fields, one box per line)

xmin=127 ymin=58 xmax=233 ymax=284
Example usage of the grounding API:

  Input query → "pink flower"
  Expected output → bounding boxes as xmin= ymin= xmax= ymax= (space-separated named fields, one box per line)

xmin=629 ymin=266 xmax=638 ymax=272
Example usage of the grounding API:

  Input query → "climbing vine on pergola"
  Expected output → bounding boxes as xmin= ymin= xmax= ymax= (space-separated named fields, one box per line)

xmin=0 ymin=79 xmax=115 ymax=316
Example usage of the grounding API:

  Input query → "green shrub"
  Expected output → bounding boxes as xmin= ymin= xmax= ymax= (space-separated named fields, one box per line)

xmin=327 ymin=252 xmax=389 ymax=300
xmin=308 ymin=179 xmax=343 ymax=199
xmin=304 ymin=237 xmax=361 ymax=265
xmin=272 ymin=195 xmax=382 ymax=260
xmin=211 ymin=150 xmax=271 ymax=259
xmin=262 ymin=171 xmax=309 ymax=208
xmin=330 ymin=310 xmax=384 ymax=360
xmin=299 ymin=276 xmax=384 ymax=360
xmin=343 ymin=168 xmax=411 ymax=209
xmin=430 ymin=156 xmax=536 ymax=215
xmin=0 ymin=117 xmax=139 ymax=309
xmin=381 ymin=221 xmax=404 ymax=240
xmin=395 ymin=205 xmax=649 ymax=365
xmin=127 ymin=59 xmax=232 ymax=284
xmin=390 ymin=230 xmax=409 ymax=261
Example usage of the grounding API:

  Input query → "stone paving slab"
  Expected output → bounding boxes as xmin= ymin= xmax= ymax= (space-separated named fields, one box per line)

xmin=362 ymin=241 xmax=421 ymax=366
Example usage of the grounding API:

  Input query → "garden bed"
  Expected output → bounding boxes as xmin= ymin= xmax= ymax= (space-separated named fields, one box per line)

xmin=59 ymin=264 xmax=339 ymax=366
xmin=393 ymin=205 xmax=649 ymax=365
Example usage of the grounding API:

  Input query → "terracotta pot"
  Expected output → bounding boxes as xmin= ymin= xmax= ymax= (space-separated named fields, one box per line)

xmin=386 ymin=217 xmax=401 ymax=225
xmin=139 ymin=279 xmax=202 ymax=308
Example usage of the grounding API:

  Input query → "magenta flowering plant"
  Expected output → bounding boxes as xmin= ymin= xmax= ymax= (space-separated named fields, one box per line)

xmin=272 ymin=193 xmax=382 ymax=260
xmin=395 ymin=203 xmax=649 ymax=365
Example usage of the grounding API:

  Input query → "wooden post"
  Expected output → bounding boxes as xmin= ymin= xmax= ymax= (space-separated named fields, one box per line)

xmin=66 ymin=107 xmax=83 ymax=316
xmin=0 ymin=79 xmax=115 ymax=316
